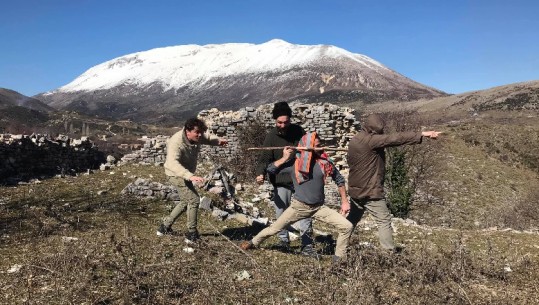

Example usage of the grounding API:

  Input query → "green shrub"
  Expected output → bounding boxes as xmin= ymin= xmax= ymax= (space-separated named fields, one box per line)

xmin=386 ymin=149 xmax=413 ymax=218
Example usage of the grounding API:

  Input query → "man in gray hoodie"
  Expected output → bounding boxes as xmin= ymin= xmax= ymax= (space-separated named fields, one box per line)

xmin=243 ymin=132 xmax=353 ymax=261
xmin=347 ymin=114 xmax=440 ymax=251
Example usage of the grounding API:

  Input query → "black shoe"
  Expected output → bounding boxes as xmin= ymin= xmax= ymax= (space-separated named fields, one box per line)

xmin=156 ymin=224 xmax=173 ymax=236
xmin=390 ymin=246 xmax=404 ymax=255
xmin=185 ymin=230 xmax=200 ymax=244
xmin=300 ymin=244 xmax=320 ymax=259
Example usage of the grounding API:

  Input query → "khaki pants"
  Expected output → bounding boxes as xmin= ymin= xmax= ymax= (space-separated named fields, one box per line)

xmin=252 ymin=199 xmax=353 ymax=257
xmin=273 ymin=186 xmax=313 ymax=246
xmin=163 ymin=176 xmax=200 ymax=233
xmin=347 ymin=198 xmax=395 ymax=250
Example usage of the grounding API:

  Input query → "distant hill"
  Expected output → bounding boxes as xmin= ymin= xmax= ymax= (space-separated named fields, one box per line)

xmin=0 ymin=88 xmax=55 ymax=133
xmin=36 ymin=39 xmax=446 ymax=123
xmin=355 ymin=80 xmax=539 ymax=118
xmin=0 ymin=88 xmax=55 ymax=112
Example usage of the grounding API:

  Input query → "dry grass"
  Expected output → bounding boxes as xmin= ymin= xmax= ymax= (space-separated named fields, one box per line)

xmin=2 ymin=164 xmax=539 ymax=304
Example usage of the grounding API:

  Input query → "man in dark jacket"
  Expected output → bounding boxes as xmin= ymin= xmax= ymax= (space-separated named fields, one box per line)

xmin=346 ymin=114 xmax=441 ymax=251
xmin=255 ymin=102 xmax=316 ymax=256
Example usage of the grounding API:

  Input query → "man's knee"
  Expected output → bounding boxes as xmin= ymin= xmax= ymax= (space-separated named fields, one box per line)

xmin=339 ymin=220 xmax=354 ymax=234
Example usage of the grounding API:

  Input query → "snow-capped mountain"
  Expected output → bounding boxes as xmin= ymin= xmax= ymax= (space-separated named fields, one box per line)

xmin=37 ymin=39 xmax=446 ymax=123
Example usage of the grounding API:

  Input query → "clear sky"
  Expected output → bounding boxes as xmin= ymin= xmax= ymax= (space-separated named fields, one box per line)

xmin=1 ymin=0 xmax=538 ymax=96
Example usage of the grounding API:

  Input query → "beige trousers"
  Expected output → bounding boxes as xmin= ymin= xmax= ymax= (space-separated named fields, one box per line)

xmin=347 ymin=198 xmax=395 ymax=250
xmin=163 ymin=176 xmax=200 ymax=233
xmin=252 ymin=199 xmax=353 ymax=257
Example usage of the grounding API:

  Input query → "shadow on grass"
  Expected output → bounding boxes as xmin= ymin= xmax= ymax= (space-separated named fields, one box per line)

xmin=220 ymin=223 xmax=265 ymax=241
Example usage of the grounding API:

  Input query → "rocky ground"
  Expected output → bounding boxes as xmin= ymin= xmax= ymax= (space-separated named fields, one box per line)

xmin=2 ymin=86 xmax=539 ymax=303
xmin=1 ymin=157 xmax=539 ymax=304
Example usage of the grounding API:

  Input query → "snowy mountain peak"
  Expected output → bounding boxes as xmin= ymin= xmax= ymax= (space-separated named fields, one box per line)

xmin=38 ymin=39 xmax=446 ymax=123
xmin=55 ymin=39 xmax=387 ymax=93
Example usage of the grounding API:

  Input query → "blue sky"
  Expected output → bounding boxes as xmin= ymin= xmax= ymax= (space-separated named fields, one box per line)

xmin=1 ymin=0 xmax=538 ymax=96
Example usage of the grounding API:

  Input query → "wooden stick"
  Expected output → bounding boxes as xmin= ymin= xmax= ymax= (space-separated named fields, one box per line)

xmin=247 ymin=146 xmax=348 ymax=152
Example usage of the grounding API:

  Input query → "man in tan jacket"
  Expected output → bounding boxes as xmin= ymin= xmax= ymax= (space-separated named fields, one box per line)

xmin=157 ymin=118 xmax=227 ymax=242
xmin=347 ymin=114 xmax=440 ymax=251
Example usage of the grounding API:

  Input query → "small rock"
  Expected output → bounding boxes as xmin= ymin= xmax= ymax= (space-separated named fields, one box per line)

xmin=106 ymin=155 xmax=116 ymax=163
xmin=61 ymin=236 xmax=79 ymax=242
xmin=209 ymin=186 xmax=224 ymax=194
xmin=183 ymin=247 xmax=195 ymax=254
xmin=212 ymin=209 xmax=229 ymax=220
xmin=252 ymin=217 xmax=269 ymax=226
xmin=97 ymin=190 xmax=107 ymax=196
xmin=359 ymin=242 xmax=374 ymax=248
xmin=7 ymin=264 xmax=22 ymax=273
xmin=403 ymin=219 xmax=417 ymax=226
xmin=199 ymin=197 xmax=212 ymax=210
xmin=235 ymin=270 xmax=251 ymax=281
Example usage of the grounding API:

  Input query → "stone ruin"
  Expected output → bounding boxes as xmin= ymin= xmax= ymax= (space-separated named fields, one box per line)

xmin=198 ymin=102 xmax=360 ymax=169
xmin=0 ymin=133 xmax=106 ymax=184
xmin=120 ymin=102 xmax=361 ymax=170
xmin=120 ymin=102 xmax=361 ymax=228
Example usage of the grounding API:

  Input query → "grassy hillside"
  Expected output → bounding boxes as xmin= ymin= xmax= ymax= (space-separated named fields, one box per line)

xmin=1 ymin=81 xmax=539 ymax=303
xmin=1 ymin=164 xmax=539 ymax=304
xmin=409 ymin=114 xmax=539 ymax=229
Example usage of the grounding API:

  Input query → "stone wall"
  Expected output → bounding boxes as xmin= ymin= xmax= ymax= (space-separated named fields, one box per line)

xmin=0 ymin=134 xmax=106 ymax=184
xmin=198 ymin=102 xmax=360 ymax=168
xmin=118 ymin=102 xmax=359 ymax=209
xmin=121 ymin=102 xmax=361 ymax=170
xmin=119 ymin=135 xmax=168 ymax=165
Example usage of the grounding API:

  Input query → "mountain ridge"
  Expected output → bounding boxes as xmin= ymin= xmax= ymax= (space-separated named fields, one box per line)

xmin=36 ymin=39 xmax=446 ymax=123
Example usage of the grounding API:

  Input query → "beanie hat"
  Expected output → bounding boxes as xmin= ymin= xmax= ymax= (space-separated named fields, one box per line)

xmin=272 ymin=102 xmax=292 ymax=119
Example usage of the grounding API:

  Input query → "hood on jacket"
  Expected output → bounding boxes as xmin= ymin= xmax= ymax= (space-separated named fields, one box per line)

xmin=362 ymin=114 xmax=385 ymax=134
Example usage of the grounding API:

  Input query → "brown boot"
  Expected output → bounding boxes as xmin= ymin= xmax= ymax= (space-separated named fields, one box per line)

xmin=240 ymin=240 xmax=254 ymax=250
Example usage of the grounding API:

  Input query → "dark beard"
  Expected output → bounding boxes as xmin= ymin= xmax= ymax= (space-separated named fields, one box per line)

xmin=277 ymin=126 xmax=289 ymax=135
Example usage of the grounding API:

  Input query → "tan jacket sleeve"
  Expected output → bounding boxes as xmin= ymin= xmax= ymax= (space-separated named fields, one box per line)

xmin=199 ymin=131 xmax=220 ymax=145
xmin=164 ymin=132 xmax=194 ymax=180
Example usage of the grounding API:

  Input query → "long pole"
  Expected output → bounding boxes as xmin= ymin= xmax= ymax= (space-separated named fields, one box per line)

xmin=247 ymin=146 xmax=348 ymax=152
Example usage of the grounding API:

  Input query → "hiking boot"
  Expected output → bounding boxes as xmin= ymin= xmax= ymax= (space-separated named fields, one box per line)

xmin=300 ymin=244 xmax=320 ymax=259
xmin=156 ymin=224 xmax=173 ymax=236
xmin=330 ymin=255 xmax=347 ymax=274
xmin=184 ymin=230 xmax=200 ymax=244
xmin=240 ymin=240 xmax=254 ymax=250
